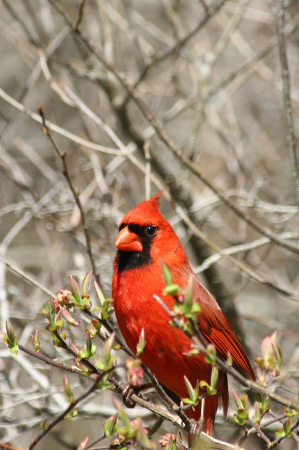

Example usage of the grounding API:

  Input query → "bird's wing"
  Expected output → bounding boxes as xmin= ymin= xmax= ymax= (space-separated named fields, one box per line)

xmin=194 ymin=284 xmax=255 ymax=381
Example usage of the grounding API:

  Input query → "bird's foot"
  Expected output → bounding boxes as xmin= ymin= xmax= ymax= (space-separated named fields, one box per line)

xmin=121 ymin=384 xmax=136 ymax=408
xmin=189 ymin=418 xmax=204 ymax=436
xmin=188 ymin=419 xmax=205 ymax=448
xmin=120 ymin=383 xmax=152 ymax=409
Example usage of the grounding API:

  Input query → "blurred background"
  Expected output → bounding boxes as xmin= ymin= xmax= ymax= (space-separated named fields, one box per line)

xmin=0 ymin=0 xmax=299 ymax=448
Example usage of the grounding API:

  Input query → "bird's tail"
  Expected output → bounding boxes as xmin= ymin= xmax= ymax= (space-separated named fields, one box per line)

xmin=187 ymin=371 xmax=229 ymax=446
xmin=205 ymin=371 xmax=229 ymax=435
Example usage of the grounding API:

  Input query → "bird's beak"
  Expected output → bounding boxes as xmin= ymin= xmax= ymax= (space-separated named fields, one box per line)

xmin=114 ymin=226 xmax=143 ymax=252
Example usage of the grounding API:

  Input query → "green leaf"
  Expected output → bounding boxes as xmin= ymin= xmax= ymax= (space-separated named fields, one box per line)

xmin=148 ymin=417 xmax=164 ymax=438
xmin=64 ymin=375 xmax=74 ymax=403
xmin=165 ymin=434 xmax=176 ymax=450
xmin=104 ymin=413 xmax=118 ymax=437
xmin=60 ymin=307 xmax=78 ymax=327
xmin=77 ymin=436 xmax=89 ymax=450
xmin=256 ymin=393 xmax=269 ymax=411
xmin=207 ymin=388 xmax=217 ymax=396
xmin=241 ymin=395 xmax=248 ymax=410
xmin=253 ymin=402 xmax=261 ymax=425
xmin=210 ymin=367 xmax=218 ymax=390
xmin=82 ymin=297 xmax=92 ymax=310
xmin=102 ymin=299 xmax=109 ymax=313
xmin=81 ymin=270 xmax=92 ymax=294
xmin=0 ymin=332 xmax=8 ymax=345
xmin=161 ymin=262 xmax=172 ymax=286
xmin=9 ymin=343 xmax=19 ymax=357
xmin=70 ymin=274 xmax=82 ymax=305
xmin=275 ymin=429 xmax=286 ymax=438
xmin=77 ymin=341 xmax=96 ymax=361
xmin=184 ymin=347 xmax=199 ymax=357
xmin=163 ymin=284 xmax=182 ymax=296
xmin=94 ymin=280 xmax=105 ymax=305
xmin=184 ymin=277 xmax=193 ymax=313
xmin=190 ymin=303 xmax=201 ymax=315
xmin=226 ymin=351 xmax=233 ymax=367
xmin=55 ymin=320 xmax=64 ymax=329
xmin=46 ymin=300 xmax=56 ymax=326
xmin=134 ymin=417 xmax=155 ymax=449
xmin=232 ymin=389 xmax=242 ymax=408
xmin=6 ymin=322 xmax=14 ymax=341
xmin=86 ymin=333 xmax=92 ymax=354
xmin=237 ymin=408 xmax=248 ymax=419
xmin=100 ymin=382 xmax=114 ymax=391
xmin=234 ymin=414 xmax=246 ymax=426
xmin=285 ymin=406 xmax=298 ymax=418
xmin=31 ymin=329 xmax=40 ymax=353
xmin=103 ymin=332 xmax=115 ymax=367
xmin=194 ymin=380 xmax=200 ymax=399
xmin=3 ymin=322 xmax=19 ymax=356
xmin=136 ymin=328 xmax=146 ymax=355
xmin=39 ymin=419 xmax=47 ymax=430
xmin=274 ymin=345 xmax=282 ymax=370
xmin=283 ymin=418 xmax=292 ymax=437
xmin=204 ymin=344 xmax=216 ymax=365
xmin=114 ymin=399 xmax=131 ymax=430
xmin=184 ymin=376 xmax=195 ymax=401
xmin=182 ymin=398 xmax=195 ymax=405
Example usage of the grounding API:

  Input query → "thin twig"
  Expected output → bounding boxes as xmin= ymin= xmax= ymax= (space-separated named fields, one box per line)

xmin=131 ymin=0 xmax=227 ymax=90
xmin=84 ymin=433 xmax=106 ymax=450
xmin=0 ymin=444 xmax=26 ymax=450
xmin=0 ymin=255 xmax=56 ymax=299
xmin=1 ymin=71 xmax=297 ymax=301
xmin=0 ymin=88 xmax=120 ymax=155
xmin=173 ymin=202 xmax=299 ymax=302
xmin=144 ymin=141 xmax=151 ymax=200
xmin=246 ymin=419 xmax=271 ymax=445
xmin=81 ymin=311 xmax=192 ymax=431
xmin=38 ymin=106 xmax=100 ymax=285
xmin=47 ymin=0 xmax=299 ymax=256
xmin=18 ymin=329 xmax=186 ymax=432
xmin=73 ymin=0 xmax=87 ymax=31
xmin=198 ymin=0 xmax=209 ymax=12
xmin=18 ymin=344 xmax=87 ymax=377
xmin=2 ymin=0 xmax=42 ymax=47
xmin=28 ymin=367 xmax=113 ymax=450
xmin=52 ymin=319 xmax=192 ymax=431
xmin=52 ymin=331 xmax=100 ymax=376
xmin=193 ymin=232 xmax=299 ymax=274
xmin=153 ymin=294 xmax=299 ymax=412
xmin=267 ymin=418 xmax=299 ymax=449
xmin=276 ymin=0 xmax=299 ymax=215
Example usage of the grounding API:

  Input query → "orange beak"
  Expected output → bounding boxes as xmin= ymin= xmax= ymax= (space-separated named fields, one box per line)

xmin=114 ymin=226 xmax=143 ymax=252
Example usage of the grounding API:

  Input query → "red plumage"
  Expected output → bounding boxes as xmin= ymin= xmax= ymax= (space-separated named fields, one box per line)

xmin=112 ymin=193 xmax=255 ymax=436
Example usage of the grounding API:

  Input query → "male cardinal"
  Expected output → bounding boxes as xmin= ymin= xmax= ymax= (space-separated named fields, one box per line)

xmin=112 ymin=193 xmax=255 ymax=436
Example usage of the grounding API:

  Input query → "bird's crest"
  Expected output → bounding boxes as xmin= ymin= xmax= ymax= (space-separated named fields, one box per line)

xmin=120 ymin=191 xmax=164 ymax=226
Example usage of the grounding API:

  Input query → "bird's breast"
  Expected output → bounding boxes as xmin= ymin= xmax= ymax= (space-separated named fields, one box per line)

xmin=111 ymin=266 xmax=209 ymax=397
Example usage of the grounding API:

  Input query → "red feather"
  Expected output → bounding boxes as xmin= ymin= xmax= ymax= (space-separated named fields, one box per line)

xmin=112 ymin=193 xmax=255 ymax=436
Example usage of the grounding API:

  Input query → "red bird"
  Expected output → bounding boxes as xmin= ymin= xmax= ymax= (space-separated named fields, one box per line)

xmin=112 ymin=193 xmax=255 ymax=436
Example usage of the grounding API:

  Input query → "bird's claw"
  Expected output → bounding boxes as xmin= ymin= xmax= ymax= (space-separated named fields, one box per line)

xmin=121 ymin=384 xmax=137 ymax=409
xmin=120 ymin=382 xmax=152 ymax=408
xmin=189 ymin=418 xmax=204 ymax=436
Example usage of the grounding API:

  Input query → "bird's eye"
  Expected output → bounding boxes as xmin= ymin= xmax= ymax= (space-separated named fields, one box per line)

xmin=145 ymin=225 xmax=157 ymax=237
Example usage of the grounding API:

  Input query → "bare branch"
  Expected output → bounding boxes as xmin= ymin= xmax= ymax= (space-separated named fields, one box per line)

xmin=46 ymin=0 xmax=299 ymax=256
xmin=28 ymin=368 xmax=113 ymax=450
xmin=276 ymin=0 xmax=299 ymax=214
xmin=73 ymin=0 xmax=87 ymax=32
xmin=153 ymin=294 xmax=299 ymax=412
xmin=38 ymin=107 xmax=100 ymax=285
